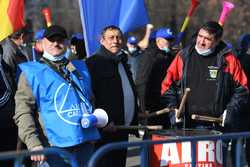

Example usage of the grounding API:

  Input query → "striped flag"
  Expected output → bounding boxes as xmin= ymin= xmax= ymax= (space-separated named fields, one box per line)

xmin=0 ymin=0 xmax=25 ymax=41
xmin=78 ymin=0 xmax=149 ymax=56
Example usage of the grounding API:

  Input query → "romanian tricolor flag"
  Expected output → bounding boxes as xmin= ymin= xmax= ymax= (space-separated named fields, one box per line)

xmin=0 ymin=0 xmax=24 ymax=41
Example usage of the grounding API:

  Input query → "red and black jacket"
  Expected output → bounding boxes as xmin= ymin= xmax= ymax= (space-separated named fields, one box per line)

xmin=161 ymin=41 xmax=249 ymax=129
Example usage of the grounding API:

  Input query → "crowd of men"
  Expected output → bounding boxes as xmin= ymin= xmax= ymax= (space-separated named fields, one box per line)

xmin=0 ymin=20 xmax=250 ymax=167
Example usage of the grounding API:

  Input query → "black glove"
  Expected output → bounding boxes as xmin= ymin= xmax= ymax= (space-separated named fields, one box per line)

xmin=223 ymin=110 xmax=238 ymax=132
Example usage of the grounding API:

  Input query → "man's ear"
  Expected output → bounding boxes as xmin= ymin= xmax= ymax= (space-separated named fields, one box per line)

xmin=41 ymin=38 xmax=46 ymax=49
xmin=155 ymin=38 xmax=162 ymax=48
xmin=155 ymin=38 xmax=160 ymax=43
xmin=100 ymin=37 xmax=105 ymax=45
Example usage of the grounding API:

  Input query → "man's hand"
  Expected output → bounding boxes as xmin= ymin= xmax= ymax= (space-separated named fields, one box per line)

xmin=138 ymin=111 xmax=149 ymax=119
xmin=175 ymin=109 xmax=183 ymax=123
xmin=170 ymin=109 xmax=183 ymax=125
xmin=222 ymin=110 xmax=227 ymax=127
xmin=30 ymin=145 xmax=46 ymax=162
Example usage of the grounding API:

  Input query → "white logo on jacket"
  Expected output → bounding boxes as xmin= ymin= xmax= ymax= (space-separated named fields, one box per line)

xmin=54 ymin=83 xmax=88 ymax=125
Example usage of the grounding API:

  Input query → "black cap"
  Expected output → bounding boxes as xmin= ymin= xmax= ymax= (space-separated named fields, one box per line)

xmin=44 ymin=25 xmax=68 ymax=39
xmin=10 ymin=26 xmax=33 ymax=39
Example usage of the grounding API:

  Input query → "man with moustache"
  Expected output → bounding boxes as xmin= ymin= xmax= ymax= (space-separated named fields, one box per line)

xmin=86 ymin=25 xmax=139 ymax=167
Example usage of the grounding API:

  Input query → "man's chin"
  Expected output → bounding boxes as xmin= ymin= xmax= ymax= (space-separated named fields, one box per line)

xmin=51 ymin=50 xmax=65 ymax=56
xmin=110 ymin=49 xmax=120 ymax=54
xmin=197 ymin=47 xmax=206 ymax=52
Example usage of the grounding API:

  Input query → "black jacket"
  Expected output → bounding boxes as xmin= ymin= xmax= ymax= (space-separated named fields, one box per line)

xmin=237 ymin=51 xmax=250 ymax=131
xmin=144 ymin=44 xmax=174 ymax=128
xmin=86 ymin=45 xmax=139 ymax=167
xmin=161 ymin=41 xmax=249 ymax=131
xmin=86 ymin=46 xmax=139 ymax=129
xmin=145 ymin=45 xmax=174 ymax=111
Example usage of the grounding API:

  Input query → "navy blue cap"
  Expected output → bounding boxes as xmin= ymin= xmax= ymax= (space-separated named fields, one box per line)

xmin=127 ymin=36 xmax=138 ymax=45
xmin=44 ymin=25 xmax=68 ymax=39
xmin=71 ymin=33 xmax=84 ymax=40
xmin=238 ymin=34 xmax=250 ymax=50
xmin=155 ymin=28 xmax=175 ymax=40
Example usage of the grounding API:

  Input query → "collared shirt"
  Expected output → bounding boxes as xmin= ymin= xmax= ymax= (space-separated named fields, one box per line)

xmin=118 ymin=62 xmax=135 ymax=125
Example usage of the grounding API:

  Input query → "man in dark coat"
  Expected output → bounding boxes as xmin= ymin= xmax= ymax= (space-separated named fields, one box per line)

xmin=0 ymin=27 xmax=31 ymax=166
xmin=1 ymin=27 xmax=31 ymax=83
xmin=236 ymin=33 xmax=250 ymax=166
xmin=0 ymin=45 xmax=17 ymax=167
xmin=86 ymin=25 xmax=139 ymax=167
xmin=144 ymin=28 xmax=175 ymax=128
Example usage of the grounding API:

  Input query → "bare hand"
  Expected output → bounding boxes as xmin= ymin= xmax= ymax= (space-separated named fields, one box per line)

xmin=175 ymin=109 xmax=183 ymax=123
xmin=138 ymin=111 xmax=149 ymax=119
xmin=146 ymin=24 xmax=154 ymax=30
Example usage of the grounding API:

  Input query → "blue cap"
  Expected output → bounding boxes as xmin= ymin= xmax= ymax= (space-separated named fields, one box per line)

xmin=71 ymin=33 xmax=84 ymax=40
xmin=237 ymin=34 xmax=250 ymax=50
xmin=127 ymin=36 xmax=138 ymax=45
xmin=34 ymin=29 xmax=45 ymax=40
xmin=155 ymin=28 xmax=175 ymax=40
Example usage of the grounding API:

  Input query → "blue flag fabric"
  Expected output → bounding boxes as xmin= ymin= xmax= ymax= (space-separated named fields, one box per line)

xmin=78 ymin=0 xmax=149 ymax=56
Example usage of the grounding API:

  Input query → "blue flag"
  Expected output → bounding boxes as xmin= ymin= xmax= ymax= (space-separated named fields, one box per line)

xmin=78 ymin=0 xmax=149 ymax=56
